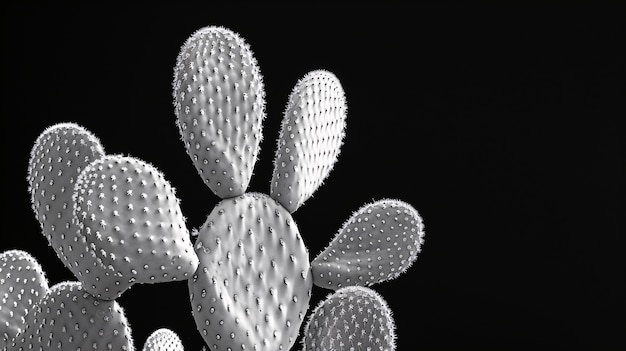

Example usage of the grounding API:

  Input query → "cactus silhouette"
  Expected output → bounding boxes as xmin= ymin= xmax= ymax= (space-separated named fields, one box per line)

xmin=302 ymin=286 xmax=396 ymax=351
xmin=142 ymin=328 xmax=184 ymax=351
xmin=0 ymin=250 xmax=48 ymax=347
xmin=9 ymin=281 xmax=134 ymax=350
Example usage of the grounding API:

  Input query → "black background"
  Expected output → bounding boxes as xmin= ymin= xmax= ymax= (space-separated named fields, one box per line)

xmin=2 ymin=3 xmax=624 ymax=351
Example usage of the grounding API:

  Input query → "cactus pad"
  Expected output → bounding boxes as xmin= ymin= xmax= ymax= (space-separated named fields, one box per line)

xmin=189 ymin=192 xmax=312 ymax=351
xmin=173 ymin=25 xmax=266 ymax=199
xmin=73 ymin=154 xmax=199 ymax=299
xmin=312 ymin=199 xmax=425 ymax=290
xmin=9 ymin=281 xmax=134 ymax=350
xmin=302 ymin=285 xmax=396 ymax=351
xmin=0 ymin=250 xmax=49 ymax=346
xmin=270 ymin=70 xmax=347 ymax=213
xmin=27 ymin=123 xmax=114 ymax=289
xmin=142 ymin=328 xmax=184 ymax=351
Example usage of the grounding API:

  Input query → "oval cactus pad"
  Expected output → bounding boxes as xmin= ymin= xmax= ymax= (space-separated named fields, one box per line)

xmin=27 ymin=123 xmax=111 ymax=287
xmin=142 ymin=328 xmax=184 ymax=351
xmin=312 ymin=199 xmax=425 ymax=290
xmin=270 ymin=70 xmax=347 ymax=213
xmin=189 ymin=192 xmax=312 ymax=351
xmin=73 ymin=155 xmax=198 ymax=299
xmin=173 ymin=26 xmax=266 ymax=199
xmin=0 ymin=250 xmax=49 ymax=345
xmin=10 ymin=281 xmax=134 ymax=351
xmin=302 ymin=285 xmax=396 ymax=351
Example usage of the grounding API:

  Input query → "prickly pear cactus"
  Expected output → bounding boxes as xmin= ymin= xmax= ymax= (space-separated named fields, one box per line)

xmin=142 ymin=328 xmax=184 ymax=351
xmin=312 ymin=199 xmax=425 ymax=290
xmin=302 ymin=286 xmax=396 ymax=351
xmin=9 ymin=281 xmax=134 ymax=350
xmin=189 ymin=192 xmax=312 ymax=350
xmin=16 ymin=23 xmax=425 ymax=351
xmin=173 ymin=25 xmax=266 ymax=199
xmin=0 ymin=250 xmax=49 ymax=347
xmin=73 ymin=154 xmax=199 ymax=300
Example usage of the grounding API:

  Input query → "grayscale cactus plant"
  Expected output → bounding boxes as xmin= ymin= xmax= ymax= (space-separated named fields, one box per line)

xmin=8 ymin=24 xmax=425 ymax=351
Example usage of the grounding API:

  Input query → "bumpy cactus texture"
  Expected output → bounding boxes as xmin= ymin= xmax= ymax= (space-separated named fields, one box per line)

xmin=270 ymin=70 xmax=347 ymax=213
xmin=0 ymin=250 xmax=48 ymax=347
xmin=10 ymin=281 xmax=134 ymax=350
xmin=302 ymin=286 xmax=396 ymax=351
xmin=312 ymin=199 xmax=425 ymax=290
xmin=173 ymin=25 xmax=266 ymax=199
xmin=26 ymin=123 xmax=113 ymax=290
xmin=142 ymin=328 xmax=184 ymax=351
xmin=189 ymin=192 xmax=313 ymax=351
xmin=73 ymin=155 xmax=199 ymax=300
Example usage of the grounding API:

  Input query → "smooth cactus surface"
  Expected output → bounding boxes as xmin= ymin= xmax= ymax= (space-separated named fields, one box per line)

xmin=173 ymin=25 xmax=266 ymax=199
xmin=142 ymin=328 xmax=184 ymax=351
xmin=0 ymin=250 xmax=49 ymax=347
xmin=312 ymin=199 xmax=425 ymax=290
xmin=302 ymin=286 xmax=396 ymax=351
xmin=73 ymin=154 xmax=199 ymax=300
xmin=189 ymin=192 xmax=312 ymax=351
xmin=9 ymin=281 xmax=134 ymax=351
xmin=26 ymin=123 xmax=114 ymax=290
xmin=270 ymin=70 xmax=347 ymax=213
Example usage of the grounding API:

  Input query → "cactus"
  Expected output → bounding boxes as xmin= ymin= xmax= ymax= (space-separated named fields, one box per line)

xmin=0 ymin=250 xmax=49 ymax=347
xmin=72 ymin=154 xmax=199 ymax=300
xmin=142 ymin=328 xmax=184 ymax=351
xmin=302 ymin=285 xmax=396 ymax=351
xmin=26 ymin=123 xmax=116 ymax=295
xmin=13 ymin=23 xmax=426 ymax=351
xmin=189 ymin=192 xmax=312 ymax=351
xmin=9 ymin=281 xmax=134 ymax=350
xmin=173 ymin=25 xmax=266 ymax=199
xmin=311 ymin=199 xmax=425 ymax=290
xmin=270 ymin=70 xmax=347 ymax=213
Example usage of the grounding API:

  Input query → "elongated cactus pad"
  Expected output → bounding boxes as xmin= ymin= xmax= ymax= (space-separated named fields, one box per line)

xmin=173 ymin=25 xmax=265 ymax=199
xmin=9 ymin=281 xmax=134 ymax=350
xmin=0 ymin=250 xmax=49 ymax=346
xmin=73 ymin=154 xmax=199 ymax=300
xmin=312 ymin=199 xmax=425 ymax=290
xmin=142 ymin=328 xmax=184 ymax=351
xmin=26 ymin=123 xmax=114 ymax=291
xmin=189 ymin=192 xmax=312 ymax=351
xmin=270 ymin=70 xmax=347 ymax=213
xmin=302 ymin=286 xmax=396 ymax=351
